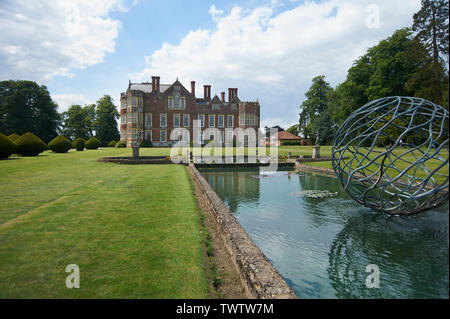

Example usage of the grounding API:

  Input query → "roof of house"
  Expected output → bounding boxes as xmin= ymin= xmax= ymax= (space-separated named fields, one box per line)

xmin=129 ymin=83 xmax=171 ymax=93
xmin=271 ymin=131 xmax=301 ymax=140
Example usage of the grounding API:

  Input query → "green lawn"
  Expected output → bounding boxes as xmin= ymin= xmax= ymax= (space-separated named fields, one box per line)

xmin=0 ymin=148 xmax=208 ymax=298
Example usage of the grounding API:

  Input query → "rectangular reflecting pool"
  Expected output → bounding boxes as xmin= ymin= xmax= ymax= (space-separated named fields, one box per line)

xmin=198 ymin=167 xmax=449 ymax=299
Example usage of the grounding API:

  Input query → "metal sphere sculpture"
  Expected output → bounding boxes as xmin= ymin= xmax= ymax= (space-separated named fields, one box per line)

xmin=332 ymin=96 xmax=449 ymax=216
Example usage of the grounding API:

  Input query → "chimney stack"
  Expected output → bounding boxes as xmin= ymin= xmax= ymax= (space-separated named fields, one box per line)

xmin=191 ymin=81 xmax=195 ymax=97
xmin=228 ymin=88 xmax=238 ymax=101
xmin=151 ymin=76 xmax=160 ymax=92
xmin=204 ymin=85 xmax=211 ymax=100
xmin=221 ymin=92 xmax=225 ymax=103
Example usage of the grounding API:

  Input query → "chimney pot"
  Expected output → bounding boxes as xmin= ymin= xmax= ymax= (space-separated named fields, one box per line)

xmin=221 ymin=92 xmax=225 ymax=103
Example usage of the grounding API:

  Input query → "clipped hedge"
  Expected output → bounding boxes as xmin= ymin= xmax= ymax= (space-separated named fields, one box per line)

xmin=280 ymin=139 xmax=301 ymax=146
xmin=85 ymin=137 xmax=101 ymax=149
xmin=139 ymin=139 xmax=152 ymax=148
xmin=115 ymin=140 xmax=127 ymax=148
xmin=15 ymin=132 xmax=47 ymax=156
xmin=108 ymin=140 xmax=117 ymax=147
xmin=8 ymin=133 xmax=20 ymax=142
xmin=48 ymin=135 xmax=72 ymax=153
xmin=73 ymin=138 xmax=86 ymax=151
xmin=0 ymin=133 xmax=17 ymax=158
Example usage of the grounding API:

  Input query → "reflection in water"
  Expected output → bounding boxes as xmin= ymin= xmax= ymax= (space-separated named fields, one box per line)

xmin=201 ymin=168 xmax=262 ymax=213
xmin=328 ymin=210 xmax=449 ymax=299
xmin=198 ymin=167 xmax=449 ymax=298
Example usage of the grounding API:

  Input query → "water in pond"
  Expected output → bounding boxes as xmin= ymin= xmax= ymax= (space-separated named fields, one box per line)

xmin=198 ymin=167 xmax=449 ymax=299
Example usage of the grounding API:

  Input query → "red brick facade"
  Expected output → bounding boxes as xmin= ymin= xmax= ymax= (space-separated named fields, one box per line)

xmin=120 ymin=77 xmax=260 ymax=146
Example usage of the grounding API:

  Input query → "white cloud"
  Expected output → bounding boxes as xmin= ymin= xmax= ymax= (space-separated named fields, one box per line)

xmin=52 ymin=93 xmax=93 ymax=113
xmin=0 ymin=0 xmax=133 ymax=81
xmin=130 ymin=0 xmax=421 ymax=129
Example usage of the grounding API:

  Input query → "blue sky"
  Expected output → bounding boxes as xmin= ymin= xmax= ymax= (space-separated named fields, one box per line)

xmin=0 ymin=0 xmax=421 ymax=129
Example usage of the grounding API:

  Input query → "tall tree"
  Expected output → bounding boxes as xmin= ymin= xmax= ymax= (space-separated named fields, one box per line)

xmin=0 ymin=80 xmax=60 ymax=142
xmin=95 ymin=95 xmax=119 ymax=146
xmin=299 ymin=75 xmax=335 ymax=144
xmin=61 ymin=105 xmax=92 ymax=140
xmin=412 ymin=0 xmax=449 ymax=105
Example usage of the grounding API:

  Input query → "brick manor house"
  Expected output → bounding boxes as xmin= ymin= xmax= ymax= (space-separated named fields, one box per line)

xmin=120 ymin=76 xmax=260 ymax=147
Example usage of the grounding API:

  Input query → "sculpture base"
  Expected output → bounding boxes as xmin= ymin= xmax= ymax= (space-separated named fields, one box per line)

xmin=132 ymin=146 xmax=139 ymax=159
xmin=312 ymin=146 xmax=320 ymax=159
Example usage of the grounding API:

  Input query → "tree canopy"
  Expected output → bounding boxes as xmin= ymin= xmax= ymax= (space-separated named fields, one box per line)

xmin=94 ymin=95 xmax=119 ymax=146
xmin=298 ymin=0 xmax=449 ymax=144
xmin=0 ymin=80 xmax=60 ymax=142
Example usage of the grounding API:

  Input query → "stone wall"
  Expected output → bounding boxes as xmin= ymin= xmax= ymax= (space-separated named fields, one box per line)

xmin=188 ymin=164 xmax=297 ymax=299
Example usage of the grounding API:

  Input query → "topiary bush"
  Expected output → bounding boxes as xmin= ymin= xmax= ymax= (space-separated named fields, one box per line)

xmin=85 ymin=137 xmax=101 ymax=149
xmin=115 ymin=140 xmax=127 ymax=148
xmin=48 ymin=135 xmax=72 ymax=153
xmin=0 ymin=133 xmax=17 ymax=159
xmin=8 ymin=133 xmax=20 ymax=142
xmin=108 ymin=140 xmax=117 ymax=147
xmin=15 ymin=132 xmax=47 ymax=156
xmin=73 ymin=138 xmax=86 ymax=151
xmin=139 ymin=139 xmax=152 ymax=148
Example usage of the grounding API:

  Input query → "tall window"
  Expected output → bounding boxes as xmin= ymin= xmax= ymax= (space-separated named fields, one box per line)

xmin=174 ymin=114 xmax=180 ymax=127
xmin=183 ymin=114 xmax=190 ymax=127
xmin=145 ymin=113 xmax=152 ymax=127
xmin=209 ymin=115 xmax=215 ymax=127
xmin=227 ymin=115 xmax=233 ymax=128
xmin=121 ymin=99 xmax=126 ymax=109
xmin=212 ymin=103 xmax=220 ymax=110
xmin=160 ymin=130 xmax=167 ymax=142
xmin=198 ymin=114 xmax=204 ymax=127
xmin=218 ymin=115 xmax=224 ymax=128
xmin=160 ymin=114 xmax=167 ymax=127
xmin=121 ymin=115 xmax=126 ymax=124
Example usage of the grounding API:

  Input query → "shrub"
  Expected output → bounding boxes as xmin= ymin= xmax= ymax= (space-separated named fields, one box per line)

xmin=85 ymin=137 xmax=101 ymax=149
xmin=8 ymin=133 xmax=20 ymax=142
xmin=108 ymin=140 xmax=117 ymax=147
xmin=0 ymin=133 xmax=17 ymax=158
xmin=115 ymin=140 xmax=127 ymax=148
xmin=15 ymin=132 xmax=47 ymax=156
xmin=73 ymin=138 xmax=86 ymax=151
xmin=139 ymin=139 xmax=152 ymax=148
xmin=48 ymin=135 xmax=72 ymax=153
